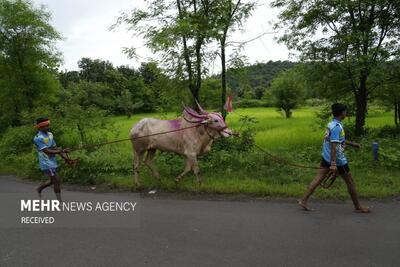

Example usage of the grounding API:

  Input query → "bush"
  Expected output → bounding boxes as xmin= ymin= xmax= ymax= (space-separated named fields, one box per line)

xmin=0 ymin=125 xmax=36 ymax=157
xmin=234 ymin=99 xmax=270 ymax=108
xmin=304 ymin=98 xmax=326 ymax=107
xmin=0 ymin=109 xmax=116 ymax=185
xmin=368 ymin=125 xmax=400 ymax=138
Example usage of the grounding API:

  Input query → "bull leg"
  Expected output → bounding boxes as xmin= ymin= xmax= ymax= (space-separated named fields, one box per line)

xmin=175 ymin=155 xmax=194 ymax=183
xmin=192 ymin=157 xmax=202 ymax=185
xmin=144 ymin=149 xmax=160 ymax=180
xmin=133 ymin=150 xmax=145 ymax=187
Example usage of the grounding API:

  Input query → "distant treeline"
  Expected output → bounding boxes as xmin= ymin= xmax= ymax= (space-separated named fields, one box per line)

xmin=1 ymin=0 xmax=399 ymax=136
xmin=58 ymin=59 xmax=296 ymax=116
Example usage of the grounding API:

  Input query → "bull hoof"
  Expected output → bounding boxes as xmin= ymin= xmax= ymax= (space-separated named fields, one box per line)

xmin=175 ymin=177 xmax=181 ymax=184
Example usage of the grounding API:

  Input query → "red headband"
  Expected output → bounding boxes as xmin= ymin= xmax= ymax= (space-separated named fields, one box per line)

xmin=35 ymin=120 xmax=50 ymax=129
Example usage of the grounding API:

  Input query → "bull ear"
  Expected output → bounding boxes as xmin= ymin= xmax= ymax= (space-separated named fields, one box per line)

xmin=195 ymin=99 xmax=207 ymax=114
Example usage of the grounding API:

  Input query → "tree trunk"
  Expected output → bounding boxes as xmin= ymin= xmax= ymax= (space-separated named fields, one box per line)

xmin=176 ymin=0 xmax=195 ymax=102
xmin=394 ymin=98 xmax=398 ymax=127
xmin=395 ymin=100 xmax=400 ymax=128
xmin=354 ymin=74 xmax=368 ymax=136
xmin=193 ymin=38 xmax=202 ymax=104
xmin=14 ymin=49 xmax=34 ymax=112
xmin=398 ymin=102 xmax=400 ymax=127
xmin=12 ymin=95 xmax=20 ymax=126
xmin=77 ymin=123 xmax=86 ymax=144
xmin=220 ymin=38 xmax=227 ymax=119
xmin=284 ymin=108 xmax=292 ymax=118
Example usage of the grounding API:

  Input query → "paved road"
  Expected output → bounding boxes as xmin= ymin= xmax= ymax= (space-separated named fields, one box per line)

xmin=0 ymin=175 xmax=399 ymax=267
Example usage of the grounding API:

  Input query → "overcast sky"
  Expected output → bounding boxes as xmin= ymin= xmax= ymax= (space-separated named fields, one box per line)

xmin=31 ymin=0 xmax=291 ymax=72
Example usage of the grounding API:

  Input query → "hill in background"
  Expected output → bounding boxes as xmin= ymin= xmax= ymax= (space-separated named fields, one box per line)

xmin=226 ymin=60 xmax=296 ymax=99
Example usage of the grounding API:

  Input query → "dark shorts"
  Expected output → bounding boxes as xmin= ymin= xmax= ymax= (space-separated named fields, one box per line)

xmin=320 ymin=158 xmax=350 ymax=175
xmin=43 ymin=168 xmax=57 ymax=177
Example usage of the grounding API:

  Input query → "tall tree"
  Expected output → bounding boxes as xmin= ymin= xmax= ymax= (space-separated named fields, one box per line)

xmin=59 ymin=70 xmax=80 ymax=88
xmin=373 ymin=61 xmax=400 ymax=126
xmin=269 ymin=67 xmax=305 ymax=118
xmin=212 ymin=0 xmax=255 ymax=118
xmin=117 ymin=89 xmax=136 ymax=118
xmin=0 ymin=0 xmax=61 ymax=129
xmin=78 ymin=57 xmax=114 ymax=83
xmin=272 ymin=0 xmax=400 ymax=135
xmin=113 ymin=0 xmax=215 ymax=106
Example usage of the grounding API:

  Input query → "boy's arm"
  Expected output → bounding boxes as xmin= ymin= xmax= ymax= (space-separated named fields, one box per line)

xmin=329 ymin=125 xmax=341 ymax=172
xmin=35 ymin=136 xmax=70 ymax=157
xmin=42 ymin=147 xmax=63 ymax=155
xmin=345 ymin=140 xmax=361 ymax=148
xmin=329 ymin=142 xmax=338 ymax=172
xmin=44 ymin=147 xmax=71 ymax=161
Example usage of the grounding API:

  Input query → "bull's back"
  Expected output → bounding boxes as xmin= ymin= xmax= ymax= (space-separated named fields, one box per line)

xmin=130 ymin=118 xmax=183 ymax=153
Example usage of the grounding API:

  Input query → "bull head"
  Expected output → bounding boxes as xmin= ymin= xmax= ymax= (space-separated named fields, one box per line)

xmin=183 ymin=103 xmax=232 ymax=138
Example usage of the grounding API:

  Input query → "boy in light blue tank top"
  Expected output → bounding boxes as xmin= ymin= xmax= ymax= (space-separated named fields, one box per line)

xmin=33 ymin=117 xmax=70 ymax=202
xmin=298 ymin=104 xmax=370 ymax=213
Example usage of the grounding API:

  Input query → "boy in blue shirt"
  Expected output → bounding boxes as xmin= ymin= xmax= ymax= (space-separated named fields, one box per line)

xmin=34 ymin=117 xmax=69 ymax=202
xmin=298 ymin=103 xmax=370 ymax=213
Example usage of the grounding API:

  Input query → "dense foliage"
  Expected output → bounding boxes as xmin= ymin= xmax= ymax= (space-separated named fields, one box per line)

xmin=0 ymin=0 xmax=61 ymax=131
xmin=272 ymin=0 xmax=400 ymax=136
xmin=0 ymin=0 xmax=399 ymax=197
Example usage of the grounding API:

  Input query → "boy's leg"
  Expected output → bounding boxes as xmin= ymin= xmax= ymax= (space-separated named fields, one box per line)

xmin=340 ymin=172 xmax=370 ymax=213
xmin=48 ymin=170 xmax=62 ymax=202
xmin=299 ymin=168 xmax=330 ymax=211
xmin=36 ymin=169 xmax=55 ymax=197
xmin=36 ymin=179 xmax=53 ymax=197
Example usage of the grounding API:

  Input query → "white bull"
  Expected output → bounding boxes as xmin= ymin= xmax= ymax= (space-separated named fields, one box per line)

xmin=129 ymin=104 xmax=232 ymax=186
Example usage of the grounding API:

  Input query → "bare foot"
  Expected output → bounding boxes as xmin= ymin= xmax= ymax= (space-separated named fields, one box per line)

xmin=298 ymin=200 xmax=313 ymax=211
xmin=35 ymin=187 xmax=42 ymax=199
xmin=355 ymin=206 xmax=370 ymax=213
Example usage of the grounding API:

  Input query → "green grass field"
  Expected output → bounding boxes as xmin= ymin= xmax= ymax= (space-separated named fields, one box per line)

xmin=110 ymin=106 xmax=394 ymax=151
xmin=2 ymin=107 xmax=399 ymax=199
xmin=92 ymin=107 xmax=400 ymax=199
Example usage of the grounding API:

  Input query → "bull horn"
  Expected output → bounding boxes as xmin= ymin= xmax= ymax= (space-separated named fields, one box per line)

xmin=195 ymin=99 xmax=207 ymax=114
xmin=184 ymin=106 xmax=207 ymax=119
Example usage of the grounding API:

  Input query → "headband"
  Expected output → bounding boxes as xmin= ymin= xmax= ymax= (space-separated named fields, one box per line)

xmin=35 ymin=120 xmax=50 ymax=129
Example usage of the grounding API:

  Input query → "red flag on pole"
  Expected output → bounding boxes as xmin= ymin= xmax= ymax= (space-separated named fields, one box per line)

xmin=224 ymin=95 xmax=234 ymax=112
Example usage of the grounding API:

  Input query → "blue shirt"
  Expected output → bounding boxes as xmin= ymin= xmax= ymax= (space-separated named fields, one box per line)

xmin=322 ymin=118 xmax=347 ymax=166
xmin=33 ymin=131 xmax=58 ymax=170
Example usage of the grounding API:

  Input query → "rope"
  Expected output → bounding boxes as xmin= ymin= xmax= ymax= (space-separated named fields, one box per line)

xmin=69 ymin=123 xmax=202 ymax=152
xmin=320 ymin=171 xmax=337 ymax=189
xmin=64 ymin=114 xmax=336 ymax=188
xmin=253 ymin=144 xmax=323 ymax=170
xmin=227 ymin=110 xmax=335 ymax=188
xmin=253 ymin=144 xmax=337 ymax=188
